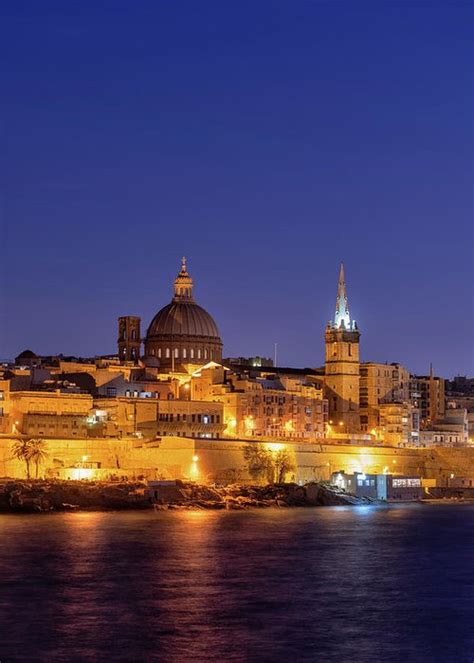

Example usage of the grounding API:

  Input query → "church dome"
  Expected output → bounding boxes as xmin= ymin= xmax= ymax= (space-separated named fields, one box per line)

xmin=147 ymin=301 xmax=220 ymax=339
xmin=144 ymin=258 xmax=223 ymax=370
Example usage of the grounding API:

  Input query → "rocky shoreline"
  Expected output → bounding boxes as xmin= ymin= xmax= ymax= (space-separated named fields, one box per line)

xmin=0 ymin=479 xmax=381 ymax=513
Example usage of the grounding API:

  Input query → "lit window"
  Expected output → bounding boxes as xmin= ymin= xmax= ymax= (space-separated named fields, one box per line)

xmin=174 ymin=348 xmax=179 ymax=358
xmin=166 ymin=348 xmax=170 ymax=359
xmin=190 ymin=348 xmax=194 ymax=359
xmin=158 ymin=348 xmax=162 ymax=358
xmin=183 ymin=348 xmax=187 ymax=359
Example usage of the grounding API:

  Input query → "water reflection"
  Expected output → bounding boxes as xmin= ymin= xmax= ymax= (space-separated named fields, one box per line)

xmin=0 ymin=505 xmax=473 ymax=662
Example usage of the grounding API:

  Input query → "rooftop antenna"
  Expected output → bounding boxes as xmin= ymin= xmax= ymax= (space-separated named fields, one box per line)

xmin=274 ymin=342 xmax=278 ymax=367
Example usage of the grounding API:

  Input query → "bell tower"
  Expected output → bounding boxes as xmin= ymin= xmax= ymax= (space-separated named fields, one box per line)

xmin=118 ymin=316 xmax=141 ymax=363
xmin=324 ymin=263 xmax=360 ymax=433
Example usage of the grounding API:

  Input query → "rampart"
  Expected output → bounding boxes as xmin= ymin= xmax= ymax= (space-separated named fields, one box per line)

xmin=1 ymin=436 xmax=473 ymax=484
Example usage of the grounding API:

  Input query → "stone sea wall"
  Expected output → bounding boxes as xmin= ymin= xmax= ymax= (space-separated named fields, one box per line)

xmin=1 ymin=436 xmax=474 ymax=485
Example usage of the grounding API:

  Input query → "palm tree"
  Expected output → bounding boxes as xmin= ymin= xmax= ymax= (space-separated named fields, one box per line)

xmin=28 ymin=439 xmax=49 ymax=479
xmin=11 ymin=439 xmax=32 ymax=479
xmin=11 ymin=438 xmax=49 ymax=479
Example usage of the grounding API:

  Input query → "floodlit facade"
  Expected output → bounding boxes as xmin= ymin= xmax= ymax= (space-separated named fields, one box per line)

xmin=0 ymin=259 xmax=469 ymax=451
xmin=324 ymin=264 xmax=360 ymax=433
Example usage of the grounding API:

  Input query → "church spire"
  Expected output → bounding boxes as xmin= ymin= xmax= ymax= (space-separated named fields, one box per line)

xmin=334 ymin=262 xmax=352 ymax=330
xmin=173 ymin=256 xmax=194 ymax=301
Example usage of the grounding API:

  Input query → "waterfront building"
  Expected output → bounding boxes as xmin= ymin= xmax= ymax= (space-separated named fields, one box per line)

xmin=359 ymin=362 xmax=411 ymax=432
xmin=419 ymin=408 xmax=469 ymax=447
xmin=410 ymin=368 xmax=445 ymax=427
xmin=3 ymin=390 xmax=93 ymax=438
xmin=378 ymin=402 xmax=420 ymax=447
xmin=324 ymin=264 xmax=360 ymax=433
xmin=91 ymin=396 xmax=224 ymax=439
xmin=191 ymin=363 xmax=327 ymax=440
xmin=332 ymin=471 xmax=423 ymax=501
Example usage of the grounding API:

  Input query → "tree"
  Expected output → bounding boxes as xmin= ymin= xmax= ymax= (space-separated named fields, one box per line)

xmin=243 ymin=443 xmax=296 ymax=484
xmin=242 ymin=443 xmax=273 ymax=483
xmin=11 ymin=438 xmax=48 ymax=479
xmin=273 ymin=450 xmax=296 ymax=484
xmin=11 ymin=439 xmax=33 ymax=479
xmin=28 ymin=439 xmax=49 ymax=479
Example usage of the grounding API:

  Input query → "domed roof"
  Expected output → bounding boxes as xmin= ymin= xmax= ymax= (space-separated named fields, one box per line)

xmin=16 ymin=349 xmax=38 ymax=359
xmin=147 ymin=301 xmax=220 ymax=339
xmin=146 ymin=258 xmax=221 ymax=341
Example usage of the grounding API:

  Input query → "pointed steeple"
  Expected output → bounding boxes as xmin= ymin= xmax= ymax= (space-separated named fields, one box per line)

xmin=173 ymin=256 xmax=194 ymax=301
xmin=334 ymin=262 xmax=351 ymax=329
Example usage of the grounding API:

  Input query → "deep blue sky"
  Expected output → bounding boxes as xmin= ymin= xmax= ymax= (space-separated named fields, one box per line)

xmin=1 ymin=1 xmax=473 ymax=377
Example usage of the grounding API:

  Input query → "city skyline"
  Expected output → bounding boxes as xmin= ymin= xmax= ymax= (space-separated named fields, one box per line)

xmin=2 ymin=1 xmax=473 ymax=377
xmin=3 ymin=256 xmax=470 ymax=379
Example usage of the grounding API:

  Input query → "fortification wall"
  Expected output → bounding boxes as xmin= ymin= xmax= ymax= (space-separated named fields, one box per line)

xmin=1 ymin=436 xmax=474 ymax=484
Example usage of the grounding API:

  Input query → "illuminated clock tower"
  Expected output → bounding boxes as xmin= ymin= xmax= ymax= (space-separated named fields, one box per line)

xmin=324 ymin=263 xmax=360 ymax=433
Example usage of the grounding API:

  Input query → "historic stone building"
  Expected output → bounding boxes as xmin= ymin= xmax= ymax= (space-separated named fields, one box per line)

xmin=118 ymin=258 xmax=223 ymax=372
xmin=324 ymin=264 xmax=361 ymax=433
xmin=118 ymin=316 xmax=141 ymax=363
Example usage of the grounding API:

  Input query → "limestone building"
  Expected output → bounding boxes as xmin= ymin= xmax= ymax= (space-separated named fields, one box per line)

xmin=324 ymin=264 xmax=360 ymax=432
xmin=359 ymin=362 xmax=411 ymax=432
xmin=118 ymin=258 xmax=223 ymax=372
xmin=191 ymin=362 xmax=327 ymax=441
xmin=410 ymin=368 xmax=445 ymax=427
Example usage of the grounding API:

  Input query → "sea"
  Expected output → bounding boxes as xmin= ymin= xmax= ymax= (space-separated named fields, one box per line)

xmin=0 ymin=504 xmax=473 ymax=662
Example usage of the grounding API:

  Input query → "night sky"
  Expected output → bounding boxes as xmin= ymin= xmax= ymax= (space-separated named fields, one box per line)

xmin=1 ymin=1 xmax=473 ymax=377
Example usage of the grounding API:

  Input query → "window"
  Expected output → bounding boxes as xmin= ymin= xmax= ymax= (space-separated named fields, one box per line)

xmin=203 ymin=415 xmax=209 ymax=424
xmin=158 ymin=348 xmax=162 ymax=358
xmin=348 ymin=343 xmax=352 ymax=356
xmin=204 ymin=349 xmax=208 ymax=359
xmin=198 ymin=349 xmax=202 ymax=359
xmin=106 ymin=387 xmax=117 ymax=397
xmin=174 ymin=348 xmax=179 ymax=358
xmin=183 ymin=348 xmax=187 ymax=359
xmin=131 ymin=329 xmax=136 ymax=340
xmin=0 ymin=391 xmax=4 ymax=400
xmin=190 ymin=348 xmax=194 ymax=359
xmin=166 ymin=348 xmax=170 ymax=359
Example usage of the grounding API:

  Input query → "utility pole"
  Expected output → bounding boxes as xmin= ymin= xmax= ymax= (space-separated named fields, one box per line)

xmin=274 ymin=342 xmax=278 ymax=367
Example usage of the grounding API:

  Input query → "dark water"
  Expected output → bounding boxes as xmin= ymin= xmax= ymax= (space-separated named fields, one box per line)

xmin=0 ymin=505 xmax=473 ymax=662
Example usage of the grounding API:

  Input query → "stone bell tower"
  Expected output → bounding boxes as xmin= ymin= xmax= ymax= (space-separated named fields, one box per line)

xmin=324 ymin=263 xmax=360 ymax=433
xmin=118 ymin=316 xmax=141 ymax=363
